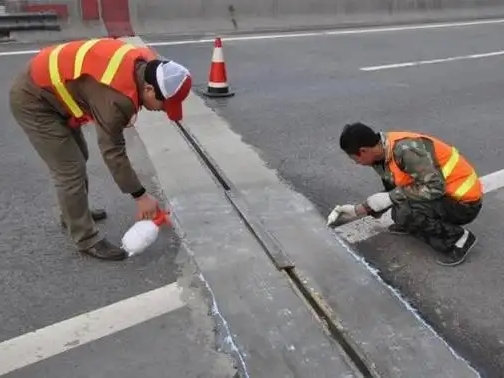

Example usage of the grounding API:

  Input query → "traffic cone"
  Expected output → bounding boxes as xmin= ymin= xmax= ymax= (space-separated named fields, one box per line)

xmin=202 ymin=37 xmax=235 ymax=98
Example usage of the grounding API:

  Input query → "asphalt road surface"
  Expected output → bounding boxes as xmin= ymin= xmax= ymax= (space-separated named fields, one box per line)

xmin=1 ymin=18 xmax=504 ymax=377
xmin=0 ymin=53 xmax=236 ymax=377
xmin=151 ymin=20 xmax=504 ymax=377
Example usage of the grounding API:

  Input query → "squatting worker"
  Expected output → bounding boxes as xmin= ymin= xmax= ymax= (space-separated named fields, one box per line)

xmin=327 ymin=122 xmax=483 ymax=267
xmin=9 ymin=38 xmax=192 ymax=261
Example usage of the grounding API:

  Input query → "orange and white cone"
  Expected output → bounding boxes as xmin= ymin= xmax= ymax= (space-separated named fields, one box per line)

xmin=203 ymin=37 xmax=235 ymax=98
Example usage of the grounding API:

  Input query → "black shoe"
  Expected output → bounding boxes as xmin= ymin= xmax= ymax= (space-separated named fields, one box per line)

xmin=61 ymin=209 xmax=107 ymax=229
xmin=387 ymin=224 xmax=408 ymax=235
xmin=436 ymin=231 xmax=477 ymax=267
xmin=80 ymin=238 xmax=128 ymax=261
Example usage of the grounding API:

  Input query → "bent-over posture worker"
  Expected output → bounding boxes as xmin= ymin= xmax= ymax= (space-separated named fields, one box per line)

xmin=327 ymin=122 xmax=483 ymax=266
xmin=9 ymin=38 xmax=192 ymax=261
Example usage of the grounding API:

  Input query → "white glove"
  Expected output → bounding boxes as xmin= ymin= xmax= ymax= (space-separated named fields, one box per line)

xmin=365 ymin=192 xmax=393 ymax=212
xmin=327 ymin=204 xmax=357 ymax=226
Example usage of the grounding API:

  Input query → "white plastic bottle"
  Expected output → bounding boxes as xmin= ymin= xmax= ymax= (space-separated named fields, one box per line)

xmin=121 ymin=210 xmax=171 ymax=257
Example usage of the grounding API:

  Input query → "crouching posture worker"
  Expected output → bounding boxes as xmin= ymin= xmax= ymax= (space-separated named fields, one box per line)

xmin=9 ymin=38 xmax=192 ymax=260
xmin=327 ymin=122 xmax=483 ymax=266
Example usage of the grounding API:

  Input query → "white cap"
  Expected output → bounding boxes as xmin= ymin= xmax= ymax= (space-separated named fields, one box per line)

xmin=154 ymin=60 xmax=192 ymax=120
xmin=155 ymin=60 xmax=190 ymax=99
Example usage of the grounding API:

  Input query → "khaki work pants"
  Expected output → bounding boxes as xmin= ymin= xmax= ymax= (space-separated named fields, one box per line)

xmin=9 ymin=71 xmax=101 ymax=251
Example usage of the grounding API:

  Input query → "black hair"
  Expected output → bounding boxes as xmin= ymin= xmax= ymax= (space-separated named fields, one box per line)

xmin=144 ymin=59 xmax=165 ymax=101
xmin=339 ymin=122 xmax=381 ymax=155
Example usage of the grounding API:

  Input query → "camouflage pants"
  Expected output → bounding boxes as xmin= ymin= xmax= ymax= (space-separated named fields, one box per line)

xmin=391 ymin=197 xmax=482 ymax=253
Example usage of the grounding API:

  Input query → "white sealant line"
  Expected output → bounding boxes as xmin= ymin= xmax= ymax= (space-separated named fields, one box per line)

xmin=0 ymin=283 xmax=185 ymax=376
xmin=334 ymin=169 xmax=504 ymax=244
xmin=361 ymin=49 xmax=504 ymax=71
xmin=196 ymin=271 xmax=250 ymax=378
xmin=332 ymin=235 xmax=482 ymax=377
xmin=1 ymin=17 xmax=504 ymax=57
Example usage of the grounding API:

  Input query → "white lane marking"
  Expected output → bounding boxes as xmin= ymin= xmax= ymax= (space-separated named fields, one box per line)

xmin=1 ymin=18 xmax=504 ymax=57
xmin=479 ymin=168 xmax=504 ymax=193
xmin=0 ymin=49 xmax=40 ymax=57
xmin=361 ymin=49 xmax=504 ymax=71
xmin=0 ymin=282 xmax=184 ymax=376
xmin=334 ymin=169 xmax=504 ymax=244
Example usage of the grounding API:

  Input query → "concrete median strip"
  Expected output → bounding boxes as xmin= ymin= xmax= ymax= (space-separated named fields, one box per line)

xmin=125 ymin=36 xmax=366 ymax=378
xmin=122 ymin=36 xmax=482 ymax=377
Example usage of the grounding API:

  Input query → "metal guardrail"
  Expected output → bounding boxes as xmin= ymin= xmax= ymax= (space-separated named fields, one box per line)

xmin=0 ymin=11 xmax=60 ymax=38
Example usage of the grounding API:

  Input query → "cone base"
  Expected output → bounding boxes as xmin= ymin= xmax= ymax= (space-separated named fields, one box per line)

xmin=200 ymin=85 xmax=235 ymax=98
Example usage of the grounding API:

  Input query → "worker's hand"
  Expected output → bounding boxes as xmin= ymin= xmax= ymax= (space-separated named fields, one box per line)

xmin=135 ymin=193 xmax=160 ymax=220
xmin=327 ymin=204 xmax=357 ymax=227
xmin=365 ymin=192 xmax=393 ymax=213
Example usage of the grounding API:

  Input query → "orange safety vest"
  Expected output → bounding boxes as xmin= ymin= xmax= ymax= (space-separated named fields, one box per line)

xmin=387 ymin=131 xmax=482 ymax=203
xmin=29 ymin=38 xmax=157 ymax=128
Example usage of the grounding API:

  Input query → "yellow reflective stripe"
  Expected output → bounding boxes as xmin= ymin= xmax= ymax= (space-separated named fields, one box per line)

xmin=100 ymin=43 xmax=135 ymax=85
xmin=453 ymin=171 xmax=478 ymax=199
xmin=441 ymin=147 xmax=459 ymax=178
xmin=49 ymin=43 xmax=84 ymax=118
xmin=74 ymin=39 xmax=100 ymax=78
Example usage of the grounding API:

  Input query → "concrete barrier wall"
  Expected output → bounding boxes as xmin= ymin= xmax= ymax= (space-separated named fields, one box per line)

xmin=133 ymin=0 xmax=504 ymax=20
xmin=129 ymin=0 xmax=504 ymax=39
xmin=5 ymin=0 xmax=504 ymax=42
xmin=130 ymin=0 xmax=504 ymax=19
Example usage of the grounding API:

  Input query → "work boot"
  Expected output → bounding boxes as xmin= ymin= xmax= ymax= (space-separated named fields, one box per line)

xmin=436 ymin=231 xmax=477 ymax=267
xmin=387 ymin=223 xmax=408 ymax=235
xmin=61 ymin=209 xmax=107 ymax=229
xmin=80 ymin=238 xmax=128 ymax=261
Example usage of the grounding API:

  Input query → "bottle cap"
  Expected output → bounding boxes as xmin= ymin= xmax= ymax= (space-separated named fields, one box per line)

xmin=153 ymin=209 xmax=172 ymax=227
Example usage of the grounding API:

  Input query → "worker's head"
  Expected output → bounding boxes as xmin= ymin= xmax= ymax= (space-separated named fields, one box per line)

xmin=339 ymin=122 xmax=384 ymax=165
xmin=142 ymin=59 xmax=192 ymax=121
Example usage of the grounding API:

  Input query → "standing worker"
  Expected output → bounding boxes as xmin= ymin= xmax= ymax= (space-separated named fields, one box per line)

xmin=327 ymin=122 xmax=483 ymax=266
xmin=9 ymin=38 xmax=192 ymax=261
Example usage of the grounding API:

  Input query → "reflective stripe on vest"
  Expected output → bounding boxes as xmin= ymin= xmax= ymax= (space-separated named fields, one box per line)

xmin=48 ymin=39 xmax=136 ymax=118
xmin=441 ymin=147 xmax=478 ymax=200
xmin=386 ymin=131 xmax=481 ymax=202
